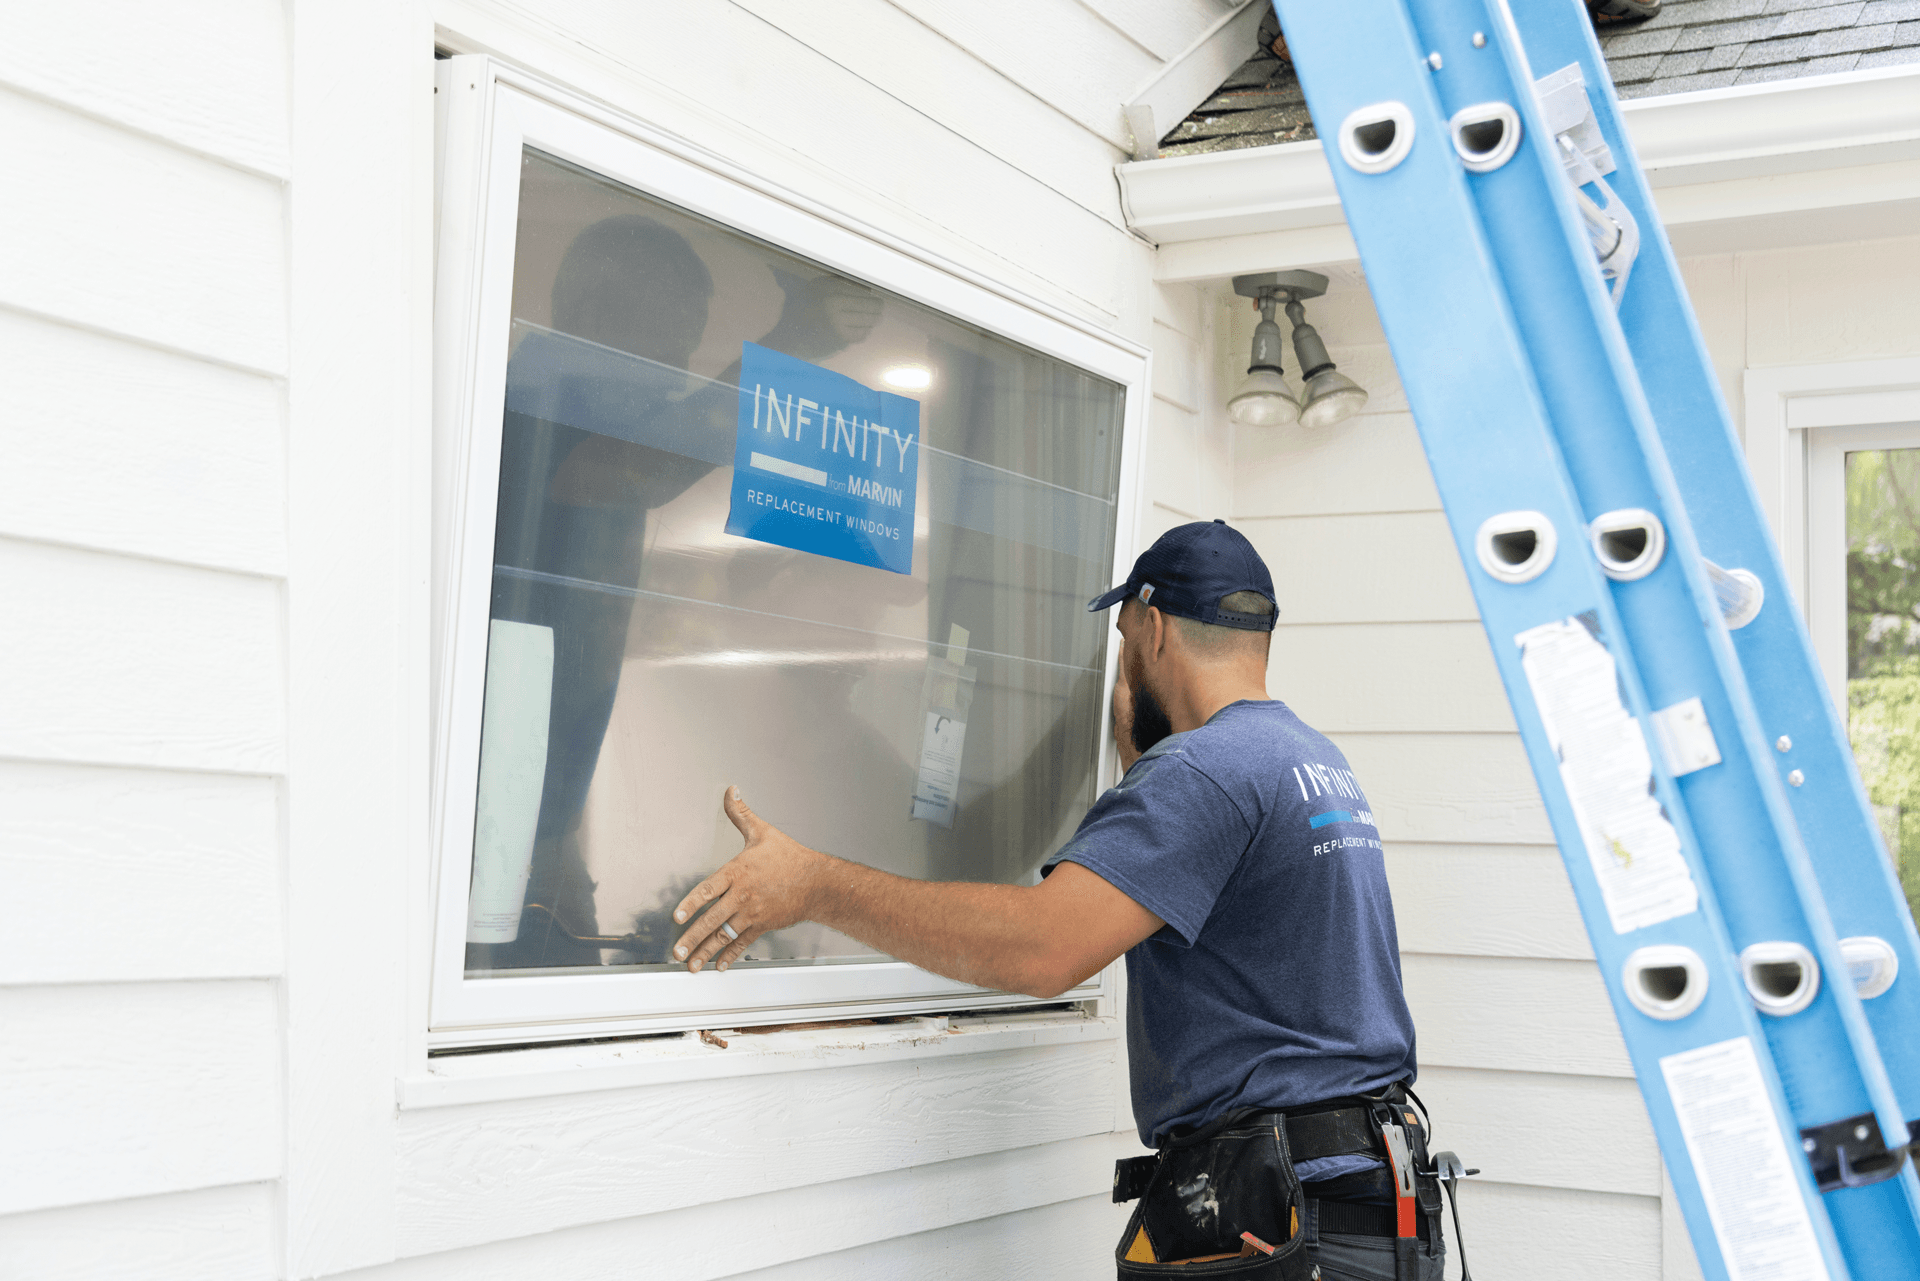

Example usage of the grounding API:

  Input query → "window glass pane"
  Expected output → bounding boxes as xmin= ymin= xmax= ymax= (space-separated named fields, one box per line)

xmin=464 ymin=148 xmax=1125 ymax=978
xmin=1844 ymin=447 xmax=1920 ymax=925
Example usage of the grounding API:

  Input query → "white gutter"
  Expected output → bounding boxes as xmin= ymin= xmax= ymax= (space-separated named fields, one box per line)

xmin=1120 ymin=63 xmax=1920 ymax=279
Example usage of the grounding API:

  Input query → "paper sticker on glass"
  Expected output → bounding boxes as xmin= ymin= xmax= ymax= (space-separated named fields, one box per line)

xmin=465 ymin=148 xmax=1125 ymax=979
xmin=727 ymin=342 xmax=920 ymax=574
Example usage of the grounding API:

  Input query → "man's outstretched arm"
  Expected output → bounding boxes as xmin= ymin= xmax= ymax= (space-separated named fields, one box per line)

xmin=671 ymin=786 xmax=1162 ymax=999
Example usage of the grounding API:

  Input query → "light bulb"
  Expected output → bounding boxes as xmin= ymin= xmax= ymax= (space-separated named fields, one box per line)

xmin=1298 ymin=369 xmax=1368 ymax=428
xmin=1228 ymin=369 xmax=1300 ymax=427
xmin=881 ymin=365 xmax=932 ymax=390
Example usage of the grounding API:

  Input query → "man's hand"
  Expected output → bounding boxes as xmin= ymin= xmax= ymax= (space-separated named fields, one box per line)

xmin=671 ymin=786 xmax=826 ymax=972
xmin=672 ymin=785 xmax=1165 ymax=991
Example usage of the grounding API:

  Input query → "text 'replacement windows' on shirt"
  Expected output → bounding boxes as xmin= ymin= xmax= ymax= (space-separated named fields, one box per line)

xmin=462 ymin=148 xmax=1126 ymax=982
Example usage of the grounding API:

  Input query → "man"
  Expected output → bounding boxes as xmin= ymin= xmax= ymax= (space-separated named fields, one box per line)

xmin=671 ymin=520 xmax=1443 ymax=1279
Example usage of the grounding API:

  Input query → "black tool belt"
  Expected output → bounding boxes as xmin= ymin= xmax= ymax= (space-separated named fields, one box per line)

xmin=1112 ymin=1110 xmax=1319 ymax=1278
xmin=1112 ymin=1084 xmax=1446 ymax=1279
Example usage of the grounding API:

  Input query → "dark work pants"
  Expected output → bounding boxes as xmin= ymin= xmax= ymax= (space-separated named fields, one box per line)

xmin=1306 ymin=1202 xmax=1447 ymax=1281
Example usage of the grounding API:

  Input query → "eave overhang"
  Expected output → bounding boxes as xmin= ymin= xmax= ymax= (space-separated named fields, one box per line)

xmin=1120 ymin=64 xmax=1920 ymax=280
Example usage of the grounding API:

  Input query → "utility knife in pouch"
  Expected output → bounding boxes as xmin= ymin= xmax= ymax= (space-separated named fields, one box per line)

xmin=1115 ymin=1114 xmax=1319 ymax=1279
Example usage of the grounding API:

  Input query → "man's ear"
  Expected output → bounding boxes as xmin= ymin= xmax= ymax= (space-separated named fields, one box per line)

xmin=1144 ymin=604 xmax=1170 ymax=662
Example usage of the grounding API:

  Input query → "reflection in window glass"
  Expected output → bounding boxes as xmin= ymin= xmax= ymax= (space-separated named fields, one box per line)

xmin=1844 ymin=448 xmax=1920 ymax=924
xmin=464 ymin=149 xmax=1125 ymax=977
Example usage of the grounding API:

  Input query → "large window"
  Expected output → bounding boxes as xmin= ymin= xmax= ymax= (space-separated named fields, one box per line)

xmin=431 ymin=62 xmax=1143 ymax=1044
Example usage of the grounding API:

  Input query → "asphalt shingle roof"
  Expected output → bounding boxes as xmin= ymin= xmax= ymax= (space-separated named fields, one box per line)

xmin=1159 ymin=1 xmax=1920 ymax=157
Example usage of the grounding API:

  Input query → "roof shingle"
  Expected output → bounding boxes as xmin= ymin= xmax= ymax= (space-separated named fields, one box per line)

xmin=1159 ymin=0 xmax=1920 ymax=157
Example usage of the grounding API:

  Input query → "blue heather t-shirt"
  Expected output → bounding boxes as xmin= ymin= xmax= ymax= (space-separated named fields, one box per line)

xmin=1048 ymin=700 xmax=1418 ymax=1149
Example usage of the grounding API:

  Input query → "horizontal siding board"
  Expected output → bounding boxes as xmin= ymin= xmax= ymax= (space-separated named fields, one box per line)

xmin=738 ymin=1192 xmax=1129 ymax=1281
xmin=1079 ymin=0 xmax=1231 ymax=62
xmin=1240 ymin=512 xmax=1477 ymax=624
xmin=350 ymin=1132 xmax=1139 ymax=1279
xmin=883 ymin=0 xmax=1160 ymax=147
xmin=0 ymin=1182 xmax=277 ymax=1281
xmin=0 ymin=981 xmax=281 ymax=1213
xmin=479 ymin=1 xmax=1140 ymax=322
xmin=1271 ymin=622 xmax=1512 ymax=734
xmin=1413 ymin=1066 xmax=1658 ymax=1196
xmin=1334 ymin=733 xmax=1552 ymax=846
xmin=1152 ymin=281 xmax=1204 ymax=341
xmin=0 ymin=87 xmax=287 ymax=373
xmin=1404 ymin=954 xmax=1632 ymax=1078
xmin=1150 ymin=320 xmax=1201 ymax=410
xmin=396 ymin=1041 xmax=1119 ymax=1255
xmin=0 ymin=762 xmax=281 ymax=985
xmin=731 ymin=0 xmax=1125 ymax=222
xmin=1145 ymin=397 xmax=1203 ymax=519
xmin=0 ymin=312 xmax=286 ymax=575
xmin=1234 ymin=410 xmax=1441 ymax=519
xmin=1388 ymin=843 xmax=1591 ymax=960
xmin=0 ymin=1 xmax=288 ymax=176
xmin=0 ymin=540 xmax=285 ymax=774
xmin=1441 ymin=1182 xmax=1660 ymax=1281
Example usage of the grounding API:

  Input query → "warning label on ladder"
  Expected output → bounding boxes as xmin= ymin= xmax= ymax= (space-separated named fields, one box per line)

xmin=1517 ymin=615 xmax=1699 ymax=933
xmin=1661 ymin=1038 xmax=1832 ymax=1281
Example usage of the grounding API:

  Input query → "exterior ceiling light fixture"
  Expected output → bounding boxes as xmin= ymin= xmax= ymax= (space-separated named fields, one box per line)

xmin=1227 ymin=271 xmax=1369 ymax=429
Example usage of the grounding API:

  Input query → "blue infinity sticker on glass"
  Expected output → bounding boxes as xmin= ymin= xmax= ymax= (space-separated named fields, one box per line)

xmin=725 ymin=342 xmax=920 ymax=575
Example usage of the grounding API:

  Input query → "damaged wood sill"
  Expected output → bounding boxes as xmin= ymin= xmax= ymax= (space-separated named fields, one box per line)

xmin=397 ymin=1007 xmax=1119 ymax=1110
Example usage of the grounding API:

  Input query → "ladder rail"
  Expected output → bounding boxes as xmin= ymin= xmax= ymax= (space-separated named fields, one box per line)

xmin=1509 ymin=0 xmax=1920 ymax=1125
xmin=1431 ymin=6 xmax=1920 ymax=1268
xmin=1413 ymin=0 xmax=1911 ymax=1154
xmin=1271 ymin=2 xmax=1857 ymax=1276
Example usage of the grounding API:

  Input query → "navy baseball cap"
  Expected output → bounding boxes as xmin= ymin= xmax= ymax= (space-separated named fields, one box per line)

xmin=1087 ymin=519 xmax=1277 ymax=631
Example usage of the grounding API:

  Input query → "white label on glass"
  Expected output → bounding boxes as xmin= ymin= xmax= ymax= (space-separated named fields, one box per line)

xmin=911 ymin=712 xmax=967 ymax=828
xmin=1517 ymin=615 xmax=1698 ymax=933
xmin=1659 ymin=1038 xmax=1831 ymax=1281
xmin=467 ymin=619 xmax=554 ymax=944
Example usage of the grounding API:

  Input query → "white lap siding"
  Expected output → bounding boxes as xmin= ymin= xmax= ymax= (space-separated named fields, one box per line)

xmin=0 ymin=1 xmax=1246 ymax=1278
xmin=0 ymin=3 xmax=290 ymax=1278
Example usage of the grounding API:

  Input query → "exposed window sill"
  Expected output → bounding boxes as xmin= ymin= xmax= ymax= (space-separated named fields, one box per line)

xmin=396 ymin=1008 xmax=1120 ymax=1110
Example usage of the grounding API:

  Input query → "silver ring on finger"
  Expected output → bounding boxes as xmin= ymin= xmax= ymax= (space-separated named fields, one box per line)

xmin=719 ymin=921 xmax=740 ymax=942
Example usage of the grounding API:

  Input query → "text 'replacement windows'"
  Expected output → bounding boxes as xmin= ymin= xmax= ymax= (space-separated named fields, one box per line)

xmin=463 ymin=148 xmax=1125 ymax=979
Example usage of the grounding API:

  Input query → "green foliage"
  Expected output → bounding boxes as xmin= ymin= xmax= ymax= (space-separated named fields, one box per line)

xmin=1846 ymin=449 xmax=1920 ymax=922
xmin=1849 ymin=658 xmax=1920 ymax=925
xmin=1846 ymin=450 xmax=1920 ymax=678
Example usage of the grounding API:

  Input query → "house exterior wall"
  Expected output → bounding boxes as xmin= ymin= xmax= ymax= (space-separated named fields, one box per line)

xmin=1217 ymin=232 xmax=1920 ymax=1281
xmin=0 ymin=2 xmax=1243 ymax=1279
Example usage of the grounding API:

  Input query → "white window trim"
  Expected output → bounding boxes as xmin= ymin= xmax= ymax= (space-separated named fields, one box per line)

xmin=430 ymin=57 xmax=1150 ymax=1048
xmin=1744 ymin=357 xmax=1920 ymax=614
xmin=397 ymin=1008 xmax=1121 ymax=1110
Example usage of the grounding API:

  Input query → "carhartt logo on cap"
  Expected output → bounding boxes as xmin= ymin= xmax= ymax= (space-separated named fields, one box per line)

xmin=1139 ymin=584 xmax=1155 ymax=605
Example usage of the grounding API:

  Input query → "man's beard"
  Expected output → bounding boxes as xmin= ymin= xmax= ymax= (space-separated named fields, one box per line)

xmin=1130 ymin=679 xmax=1176 ymax=756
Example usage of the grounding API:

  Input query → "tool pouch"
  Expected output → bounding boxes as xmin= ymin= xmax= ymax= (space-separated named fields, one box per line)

xmin=1114 ymin=1111 xmax=1319 ymax=1278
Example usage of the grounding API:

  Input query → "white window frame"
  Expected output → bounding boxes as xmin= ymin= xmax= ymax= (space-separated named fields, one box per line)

xmin=1745 ymin=357 xmax=1920 ymax=709
xmin=430 ymin=57 xmax=1149 ymax=1047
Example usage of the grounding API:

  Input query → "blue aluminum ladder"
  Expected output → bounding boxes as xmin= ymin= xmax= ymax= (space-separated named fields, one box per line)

xmin=1269 ymin=1 xmax=1920 ymax=1277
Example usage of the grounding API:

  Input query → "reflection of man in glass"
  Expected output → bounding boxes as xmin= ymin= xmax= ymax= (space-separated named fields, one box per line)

xmin=482 ymin=214 xmax=880 ymax=969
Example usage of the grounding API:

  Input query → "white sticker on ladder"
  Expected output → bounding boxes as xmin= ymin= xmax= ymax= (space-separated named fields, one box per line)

xmin=1517 ymin=615 xmax=1699 ymax=933
xmin=1661 ymin=1038 xmax=1832 ymax=1281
